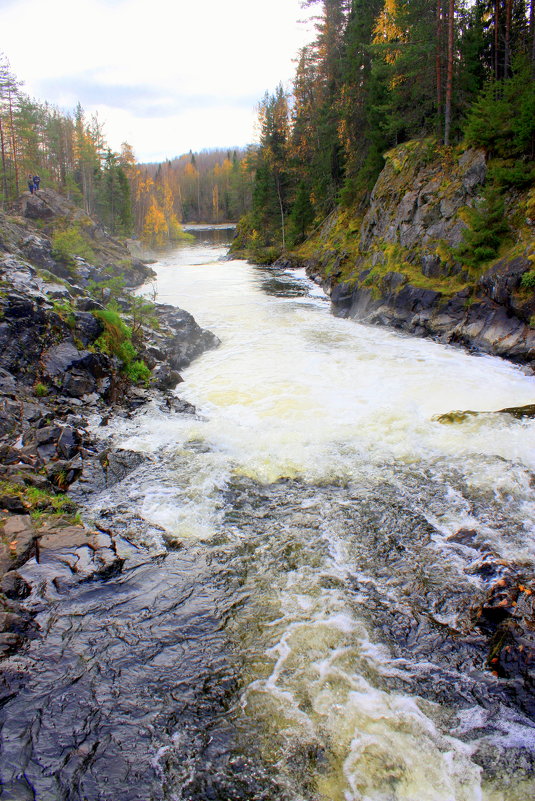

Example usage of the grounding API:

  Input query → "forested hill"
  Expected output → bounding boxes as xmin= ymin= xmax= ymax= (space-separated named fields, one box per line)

xmin=234 ymin=0 xmax=535 ymax=255
xmin=231 ymin=0 xmax=535 ymax=365
xmin=0 ymin=55 xmax=253 ymax=249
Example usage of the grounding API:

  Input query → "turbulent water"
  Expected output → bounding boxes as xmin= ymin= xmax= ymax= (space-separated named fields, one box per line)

xmin=1 ymin=229 xmax=535 ymax=801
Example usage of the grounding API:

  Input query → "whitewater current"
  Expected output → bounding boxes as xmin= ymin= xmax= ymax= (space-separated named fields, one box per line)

xmin=1 ymin=229 xmax=534 ymax=801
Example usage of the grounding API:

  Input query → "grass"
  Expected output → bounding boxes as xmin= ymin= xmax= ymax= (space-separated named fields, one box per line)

xmin=34 ymin=382 xmax=49 ymax=397
xmin=52 ymin=299 xmax=76 ymax=328
xmin=0 ymin=480 xmax=78 ymax=521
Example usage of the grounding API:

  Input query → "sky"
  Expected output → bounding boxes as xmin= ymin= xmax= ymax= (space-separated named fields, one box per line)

xmin=0 ymin=0 xmax=315 ymax=162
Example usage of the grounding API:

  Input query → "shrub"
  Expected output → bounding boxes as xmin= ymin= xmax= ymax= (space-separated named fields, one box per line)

xmin=129 ymin=296 xmax=159 ymax=343
xmin=520 ymin=271 xmax=535 ymax=290
xmin=51 ymin=226 xmax=95 ymax=264
xmin=87 ymin=268 xmax=126 ymax=303
xmin=34 ymin=382 xmax=48 ymax=397
xmin=125 ymin=360 xmax=151 ymax=384
xmin=455 ymin=187 xmax=509 ymax=270
xmin=93 ymin=308 xmax=151 ymax=384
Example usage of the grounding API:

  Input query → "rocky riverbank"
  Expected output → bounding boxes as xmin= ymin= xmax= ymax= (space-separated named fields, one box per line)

xmin=234 ymin=140 xmax=535 ymax=371
xmin=0 ymin=190 xmax=219 ymax=657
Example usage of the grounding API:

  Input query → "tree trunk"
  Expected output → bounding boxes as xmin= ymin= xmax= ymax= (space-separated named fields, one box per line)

xmin=531 ymin=0 xmax=535 ymax=77
xmin=494 ymin=0 xmax=500 ymax=80
xmin=504 ymin=0 xmax=512 ymax=78
xmin=436 ymin=0 xmax=443 ymax=142
xmin=0 ymin=117 xmax=7 ymax=207
xmin=8 ymin=91 xmax=19 ymax=196
xmin=444 ymin=0 xmax=455 ymax=146
xmin=275 ymin=174 xmax=285 ymax=251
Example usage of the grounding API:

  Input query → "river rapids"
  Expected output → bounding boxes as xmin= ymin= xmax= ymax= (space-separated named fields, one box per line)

xmin=1 ymin=228 xmax=535 ymax=801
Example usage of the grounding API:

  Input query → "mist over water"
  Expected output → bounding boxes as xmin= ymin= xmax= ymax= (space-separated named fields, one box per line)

xmin=2 ymin=230 xmax=534 ymax=801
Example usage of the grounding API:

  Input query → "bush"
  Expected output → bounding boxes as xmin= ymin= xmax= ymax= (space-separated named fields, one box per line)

xmin=34 ymin=382 xmax=48 ymax=397
xmin=93 ymin=308 xmax=151 ymax=384
xmin=455 ymin=187 xmax=509 ymax=270
xmin=125 ymin=360 xmax=151 ymax=384
xmin=51 ymin=226 xmax=95 ymax=264
xmin=520 ymin=271 xmax=535 ymax=290
xmin=87 ymin=267 xmax=126 ymax=303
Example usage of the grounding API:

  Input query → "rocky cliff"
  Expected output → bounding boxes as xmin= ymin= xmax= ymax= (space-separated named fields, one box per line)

xmin=288 ymin=140 xmax=535 ymax=371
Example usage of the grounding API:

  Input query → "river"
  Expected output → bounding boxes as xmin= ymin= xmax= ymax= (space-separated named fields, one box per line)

xmin=1 ymin=228 xmax=534 ymax=801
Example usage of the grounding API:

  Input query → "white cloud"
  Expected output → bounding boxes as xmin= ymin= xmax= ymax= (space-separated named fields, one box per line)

xmin=1 ymin=0 xmax=314 ymax=160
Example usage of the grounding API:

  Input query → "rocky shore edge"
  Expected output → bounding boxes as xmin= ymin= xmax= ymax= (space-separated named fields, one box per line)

xmin=0 ymin=190 xmax=219 ymax=660
xmin=234 ymin=142 xmax=535 ymax=373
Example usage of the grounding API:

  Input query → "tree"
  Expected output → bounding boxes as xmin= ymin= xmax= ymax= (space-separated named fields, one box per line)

xmin=254 ymin=85 xmax=291 ymax=248
xmin=444 ymin=0 xmax=456 ymax=146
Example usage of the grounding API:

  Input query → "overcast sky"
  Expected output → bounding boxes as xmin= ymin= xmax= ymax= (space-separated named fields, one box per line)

xmin=0 ymin=0 xmax=315 ymax=162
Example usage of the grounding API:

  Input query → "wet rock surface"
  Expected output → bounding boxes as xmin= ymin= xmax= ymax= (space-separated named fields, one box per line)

xmin=0 ymin=541 xmax=288 ymax=801
xmin=294 ymin=142 xmax=535 ymax=371
xmin=3 ymin=453 xmax=533 ymax=800
xmin=0 ymin=194 xmax=220 ymax=675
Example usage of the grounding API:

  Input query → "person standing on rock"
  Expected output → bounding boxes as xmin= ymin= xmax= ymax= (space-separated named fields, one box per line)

xmin=33 ymin=174 xmax=40 ymax=192
xmin=27 ymin=174 xmax=35 ymax=194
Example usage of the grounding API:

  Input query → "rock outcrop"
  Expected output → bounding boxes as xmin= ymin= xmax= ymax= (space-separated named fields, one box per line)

xmin=0 ymin=189 xmax=220 ymax=657
xmin=1 ymin=188 xmax=155 ymax=288
xmin=290 ymin=140 xmax=535 ymax=370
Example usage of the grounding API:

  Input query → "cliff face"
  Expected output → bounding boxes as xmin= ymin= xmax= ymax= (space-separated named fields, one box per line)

xmin=294 ymin=140 xmax=535 ymax=370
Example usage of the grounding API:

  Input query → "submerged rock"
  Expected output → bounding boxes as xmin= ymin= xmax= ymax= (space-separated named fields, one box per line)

xmin=435 ymin=403 xmax=535 ymax=424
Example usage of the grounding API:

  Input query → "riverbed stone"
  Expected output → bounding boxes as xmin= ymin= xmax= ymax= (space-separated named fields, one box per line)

xmin=38 ymin=526 xmax=92 ymax=552
xmin=0 ymin=570 xmax=31 ymax=600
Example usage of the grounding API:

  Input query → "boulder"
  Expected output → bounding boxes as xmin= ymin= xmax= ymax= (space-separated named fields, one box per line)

xmin=19 ymin=234 xmax=56 ymax=270
xmin=73 ymin=312 xmax=103 ymax=346
xmin=0 ymin=515 xmax=36 ymax=569
xmin=152 ymin=364 xmax=183 ymax=390
xmin=56 ymin=426 xmax=80 ymax=459
xmin=158 ymin=306 xmax=220 ymax=371
xmin=420 ymin=254 xmax=443 ymax=278
xmin=0 ymin=571 xmax=31 ymax=600
xmin=46 ymin=454 xmax=83 ymax=489
xmin=42 ymin=341 xmax=90 ymax=377
xmin=459 ymin=148 xmax=487 ymax=192
xmin=479 ymin=256 xmax=532 ymax=309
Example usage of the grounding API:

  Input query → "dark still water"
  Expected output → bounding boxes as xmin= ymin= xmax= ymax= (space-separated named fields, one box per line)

xmin=1 ymin=234 xmax=534 ymax=801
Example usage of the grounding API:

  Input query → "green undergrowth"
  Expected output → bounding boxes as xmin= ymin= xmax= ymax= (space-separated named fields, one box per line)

xmin=92 ymin=307 xmax=151 ymax=384
xmin=51 ymin=224 xmax=95 ymax=265
xmin=33 ymin=382 xmax=48 ymax=397
xmin=52 ymin=299 xmax=76 ymax=328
